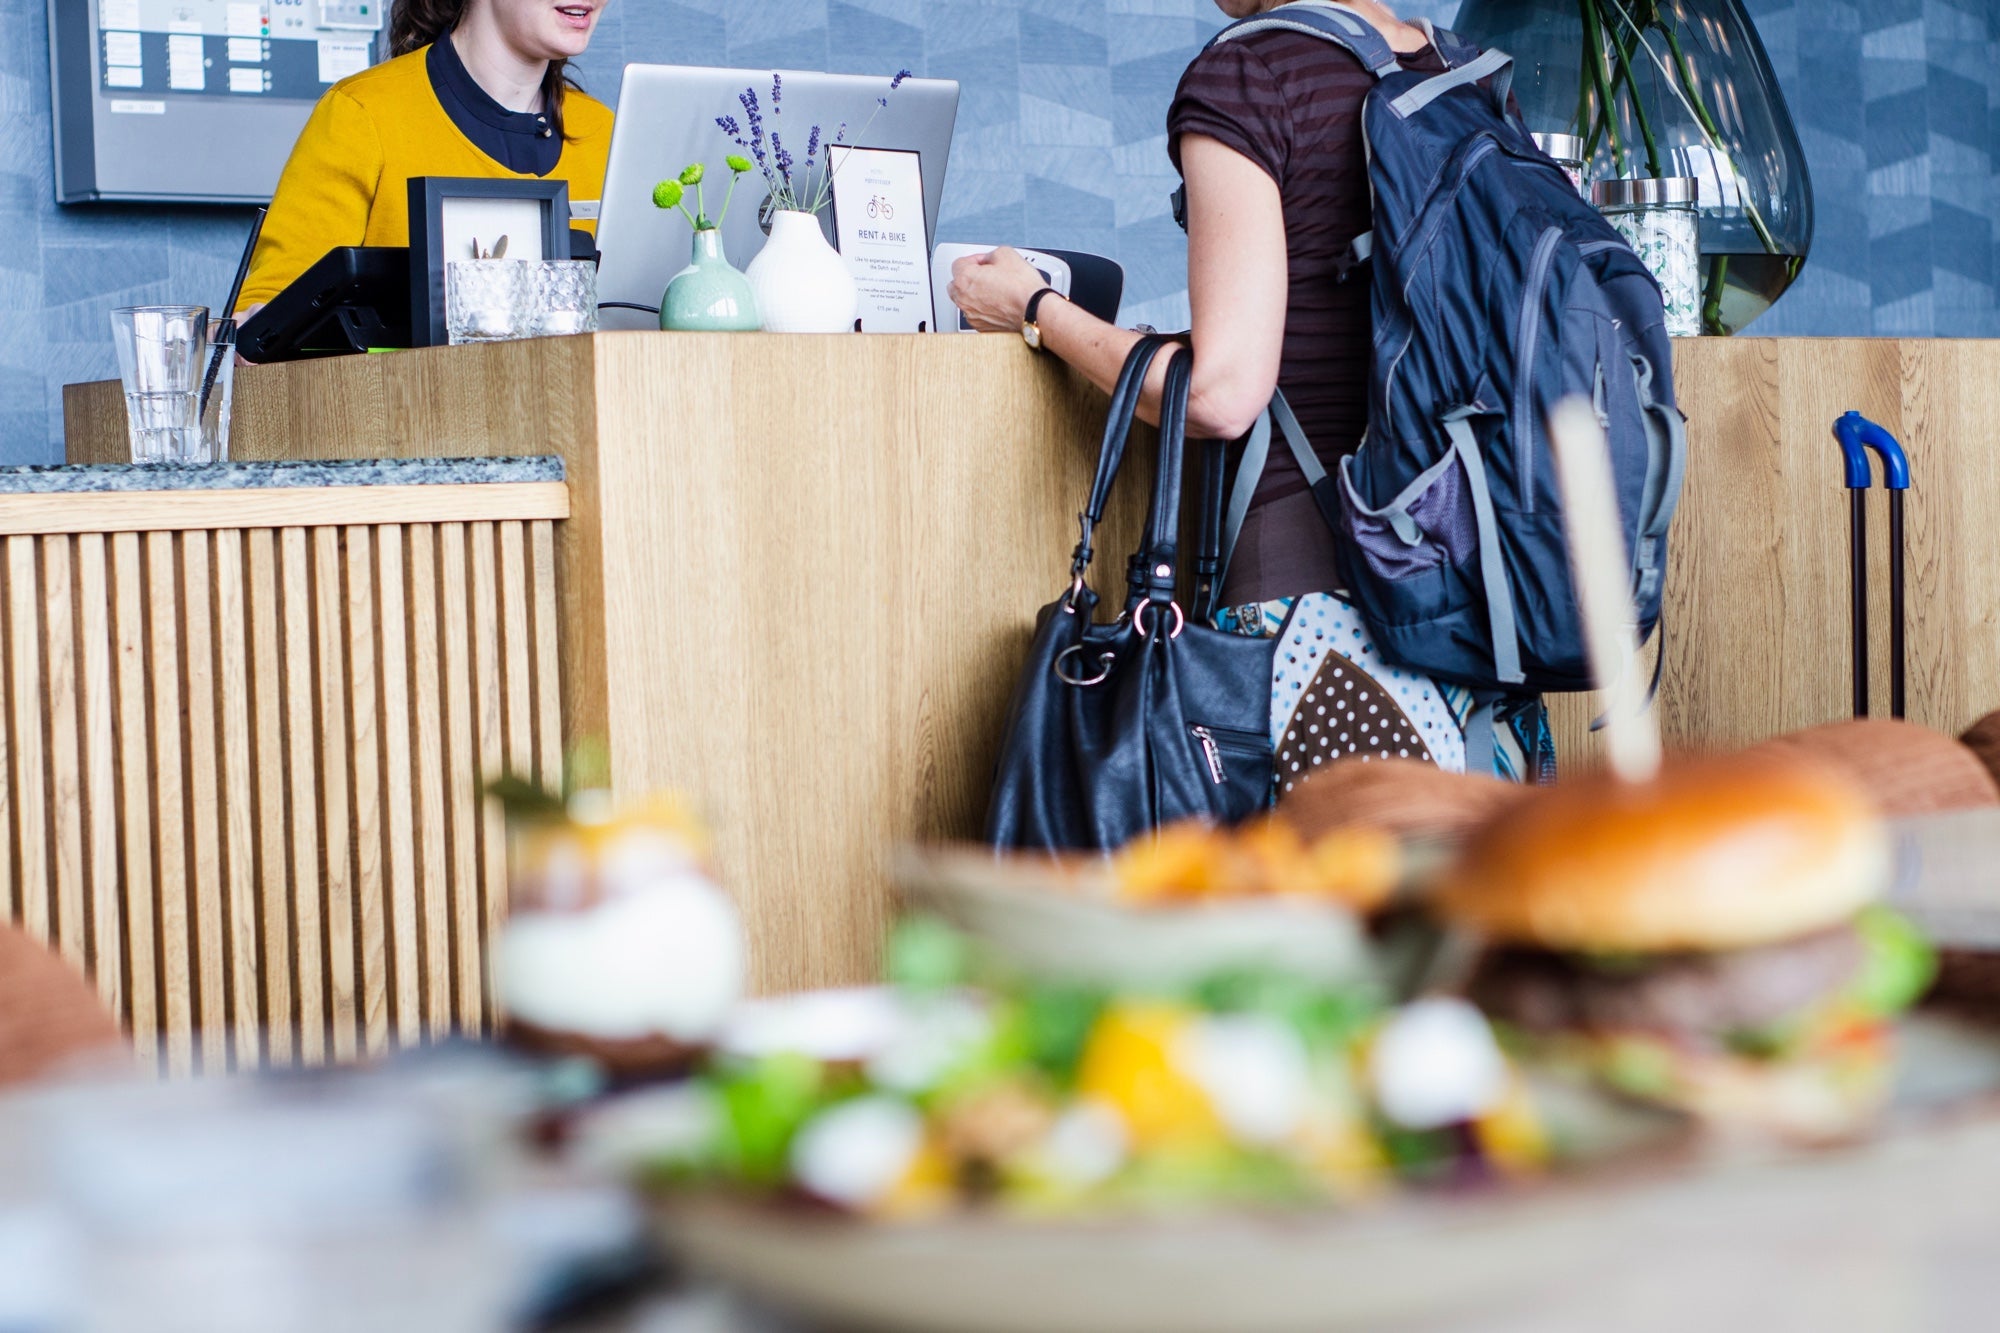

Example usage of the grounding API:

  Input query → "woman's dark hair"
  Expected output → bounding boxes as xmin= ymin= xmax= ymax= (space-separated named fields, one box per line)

xmin=389 ymin=0 xmax=580 ymax=139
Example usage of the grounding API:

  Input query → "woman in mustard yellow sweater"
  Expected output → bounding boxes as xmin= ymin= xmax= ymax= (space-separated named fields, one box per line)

xmin=238 ymin=0 xmax=614 ymax=314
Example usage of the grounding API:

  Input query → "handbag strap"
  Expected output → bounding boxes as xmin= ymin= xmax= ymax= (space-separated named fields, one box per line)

xmin=1191 ymin=438 xmax=1230 ymax=621
xmin=1196 ymin=388 xmax=1335 ymax=618
xmin=1072 ymin=335 xmax=1174 ymax=586
xmin=1133 ymin=348 xmax=1196 ymax=611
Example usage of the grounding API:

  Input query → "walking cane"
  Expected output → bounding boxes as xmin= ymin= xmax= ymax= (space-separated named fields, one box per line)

xmin=1831 ymin=411 xmax=1911 ymax=719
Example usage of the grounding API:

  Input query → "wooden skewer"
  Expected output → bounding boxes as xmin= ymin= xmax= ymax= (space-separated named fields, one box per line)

xmin=1547 ymin=397 xmax=1663 ymax=784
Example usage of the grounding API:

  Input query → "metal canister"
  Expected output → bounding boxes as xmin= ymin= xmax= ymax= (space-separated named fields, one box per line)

xmin=1531 ymin=132 xmax=1588 ymax=197
xmin=1592 ymin=177 xmax=1701 ymax=336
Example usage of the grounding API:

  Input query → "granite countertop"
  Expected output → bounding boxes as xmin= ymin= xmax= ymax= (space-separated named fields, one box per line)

xmin=0 ymin=457 xmax=563 ymax=494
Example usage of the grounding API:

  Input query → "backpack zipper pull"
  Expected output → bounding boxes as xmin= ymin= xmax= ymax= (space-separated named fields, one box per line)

xmin=1191 ymin=726 xmax=1226 ymax=785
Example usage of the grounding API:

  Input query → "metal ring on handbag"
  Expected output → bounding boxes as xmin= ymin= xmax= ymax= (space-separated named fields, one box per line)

xmin=1061 ymin=575 xmax=1088 ymax=612
xmin=1053 ymin=645 xmax=1116 ymax=687
xmin=1133 ymin=600 xmax=1185 ymax=640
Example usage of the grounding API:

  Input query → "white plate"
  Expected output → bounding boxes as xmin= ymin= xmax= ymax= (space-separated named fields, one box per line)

xmin=654 ymin=1015 xmax=2000 ymax=1333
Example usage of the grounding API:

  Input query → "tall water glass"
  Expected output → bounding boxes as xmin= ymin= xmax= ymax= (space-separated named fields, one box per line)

xmin=201 ymin=320 xmax=237 ymax=462
xmin=110 ymin=306 xmax=209 ymax=464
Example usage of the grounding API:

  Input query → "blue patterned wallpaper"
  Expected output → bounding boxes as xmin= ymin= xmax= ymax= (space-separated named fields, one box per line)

xmin=1 ymin=0 xmax=1995 ymax=461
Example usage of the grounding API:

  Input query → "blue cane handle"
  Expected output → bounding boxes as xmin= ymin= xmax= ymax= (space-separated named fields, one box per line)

xmin=1834 ymin=411 xmax=1910 ymax=491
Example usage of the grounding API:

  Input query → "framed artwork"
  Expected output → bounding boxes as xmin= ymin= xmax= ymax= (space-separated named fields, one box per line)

xmin=407 ymin=176 xmax=571 ymax=346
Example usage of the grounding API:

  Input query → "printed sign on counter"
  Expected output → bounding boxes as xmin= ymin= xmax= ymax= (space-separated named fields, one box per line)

xmin=829 ymin=146 xmax=932 ymax=333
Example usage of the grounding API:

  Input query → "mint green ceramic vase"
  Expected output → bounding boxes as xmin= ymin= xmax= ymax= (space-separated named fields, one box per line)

xmin=661 ymin=229 xmax=759 ymax=332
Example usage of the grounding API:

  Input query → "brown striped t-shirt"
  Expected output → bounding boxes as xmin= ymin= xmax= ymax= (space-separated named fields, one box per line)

xmin=1168 ymin=31 xmax=1450 ymax=538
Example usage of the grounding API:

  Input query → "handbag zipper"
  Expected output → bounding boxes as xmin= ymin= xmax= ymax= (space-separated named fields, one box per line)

xmin=1190 ymin=724 xmax=1266 ymax=785
xmin=1190 ymin=725 xmax=1227 ymax=785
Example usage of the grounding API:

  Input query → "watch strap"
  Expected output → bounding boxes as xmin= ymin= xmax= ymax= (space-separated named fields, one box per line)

xmin=1023 ymin=286 xmax=1060 ymax=328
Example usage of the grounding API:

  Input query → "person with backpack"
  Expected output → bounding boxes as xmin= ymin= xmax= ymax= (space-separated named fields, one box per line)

xmin=951 ymin=0 xmax=1682 ymax=791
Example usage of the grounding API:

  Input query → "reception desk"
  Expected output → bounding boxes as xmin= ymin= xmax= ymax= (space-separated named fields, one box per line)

xmin=70 ymin=334 xmax=1145 ymax=996
xmin=64 ymin=335 xmax=2000 ymax=998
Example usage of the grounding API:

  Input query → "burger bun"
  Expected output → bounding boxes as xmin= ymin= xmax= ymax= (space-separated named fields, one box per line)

xmin=1436 ymin=752 xmax=1891 ymax=953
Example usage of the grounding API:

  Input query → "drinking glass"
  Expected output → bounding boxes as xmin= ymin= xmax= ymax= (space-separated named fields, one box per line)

xmin=531 ymin=260 xmax=600 ymax=336
xmin=446 ymin=260 xmax=536 ymax=344
xmin=200 ymin=320 xmax=237 ymax=463
xmin=110 ymin=305 xmax=209 ymax=464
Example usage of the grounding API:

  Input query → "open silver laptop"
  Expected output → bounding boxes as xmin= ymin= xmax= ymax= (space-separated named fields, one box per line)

xmin=594 ymin=65 xmax=960 ymax=331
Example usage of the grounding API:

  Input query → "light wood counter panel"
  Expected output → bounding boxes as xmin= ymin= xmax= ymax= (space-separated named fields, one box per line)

xmin=0 ymin=479 xmax=564 ymax=1071
xmin=71 ymin=334 xmax=1142 ymax=994
xmin=1550 ymin=338 xmax=2000 ymax=767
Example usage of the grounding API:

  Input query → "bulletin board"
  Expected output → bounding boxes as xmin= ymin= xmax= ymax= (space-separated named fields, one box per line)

xmin=49 ymin=0 xmax=385 ymax=204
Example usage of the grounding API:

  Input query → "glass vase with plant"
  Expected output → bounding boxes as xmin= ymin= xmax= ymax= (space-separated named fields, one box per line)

xmin=651 ymin=156 xmax=761 ymax=333
xmin=1454 ymin=0 xmax=1811 ymax=334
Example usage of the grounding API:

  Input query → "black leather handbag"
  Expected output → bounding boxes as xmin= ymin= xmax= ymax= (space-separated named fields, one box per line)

xmin=985 ymin=338 xmax=1277 ymax=852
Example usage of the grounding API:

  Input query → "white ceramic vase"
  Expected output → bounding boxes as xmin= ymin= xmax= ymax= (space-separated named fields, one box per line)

xmin=745 ymin=209 xmax=858 ymax=334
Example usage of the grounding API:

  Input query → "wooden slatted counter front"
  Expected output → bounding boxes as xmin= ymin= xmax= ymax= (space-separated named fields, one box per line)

xmin=0 ymin=459 xmax=568 ymax=1073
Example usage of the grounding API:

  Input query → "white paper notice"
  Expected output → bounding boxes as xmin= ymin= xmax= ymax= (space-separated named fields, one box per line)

xmin=829 ymin=146 xmax=933 ymax=333
xmin=103 ymin=31 xmax=142 ymax=66
xmin=227 ymin=3 xmax=265 ymax=36
xmin=227 ymin=37 xmax=264 ymax=63
xmin=167 ymin=33 xmax=204 ymax=90
xmin=99 ymin=0 xmax=142 ymax=29
xmin=229 ymin=67 xmax=266 ymax=92
xmin=105 ymin=65 xmax=144 ymax=88
xmin=317 ymin=37 xmax=371 ymax=83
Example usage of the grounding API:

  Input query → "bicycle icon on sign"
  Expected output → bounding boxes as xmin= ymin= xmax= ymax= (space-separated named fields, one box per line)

xmin=866 ymin=195 xmax=896 ymax=221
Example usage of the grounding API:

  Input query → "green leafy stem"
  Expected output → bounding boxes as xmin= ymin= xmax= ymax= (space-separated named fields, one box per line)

xmin=651 ymin=154 xmax=757 ymax=232
xmin=1573 ymin=0 xmax=1783 ymax=332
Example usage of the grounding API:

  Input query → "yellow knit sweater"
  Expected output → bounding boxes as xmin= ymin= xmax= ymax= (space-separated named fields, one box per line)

xmin=239 ymin=46 xmax=613 ymax=312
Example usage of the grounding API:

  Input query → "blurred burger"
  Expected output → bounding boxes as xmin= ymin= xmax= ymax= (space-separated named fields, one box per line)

xmin=1435 ymin=751 xmax=1935 ymax=1140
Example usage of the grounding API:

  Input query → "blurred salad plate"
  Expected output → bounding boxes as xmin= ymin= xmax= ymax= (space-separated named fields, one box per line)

xmin=649 ymin=1066 xmax=1693 ymax=1333
xmin=893 ymin=827 xmax=1387 ymax=992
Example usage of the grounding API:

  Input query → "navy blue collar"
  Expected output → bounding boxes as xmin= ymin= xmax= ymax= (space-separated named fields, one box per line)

xmin=426 ymin=33 xmax=561 ymax=176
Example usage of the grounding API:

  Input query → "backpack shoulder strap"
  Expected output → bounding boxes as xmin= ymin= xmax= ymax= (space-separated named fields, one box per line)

xmin=1410 ymin=18 xmax=1481 ymax=69
xmin=1206 ymin=1 xmax=1403 ymax=78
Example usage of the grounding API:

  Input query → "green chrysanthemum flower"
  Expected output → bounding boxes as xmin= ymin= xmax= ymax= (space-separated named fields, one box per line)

xmin=725 ymin=153 xmax=754 ymax=175
xmin=652 ymin=179 xmax=684 ymax=210
xmin=679 ymin=162 xmax=706 ymax=186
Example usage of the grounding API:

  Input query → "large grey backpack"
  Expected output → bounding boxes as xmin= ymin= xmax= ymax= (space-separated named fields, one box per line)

xmin=1195 ymin=2 xmax=1687 ymax=702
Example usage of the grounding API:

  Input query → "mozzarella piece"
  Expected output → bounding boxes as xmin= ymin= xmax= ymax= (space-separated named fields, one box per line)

xmin=1368 ymin=997 xmax=1508 ymax=1131
xmin=789 ymin=1098 xmax=926 ymax=1208
xmin=496 ymin=866 xmax=745 ymax=1041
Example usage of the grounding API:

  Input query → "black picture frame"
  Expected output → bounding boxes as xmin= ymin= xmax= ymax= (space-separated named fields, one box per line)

xmin=407 ymin=176 xmax=571 ymax=346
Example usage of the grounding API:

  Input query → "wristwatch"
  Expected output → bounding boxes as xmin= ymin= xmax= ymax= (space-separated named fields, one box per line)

xmin=1021 ymin=287 xmax=1061 ymax=351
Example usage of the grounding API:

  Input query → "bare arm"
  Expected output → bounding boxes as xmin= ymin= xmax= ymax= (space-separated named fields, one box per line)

xmin=947 ymin=133 xmax=1287 ymax=440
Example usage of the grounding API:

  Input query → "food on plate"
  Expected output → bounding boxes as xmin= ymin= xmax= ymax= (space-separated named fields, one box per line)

xmin=1114 ymin=814 xmax=1400 ymax=912
xmin=614 ymin=917 xmax=1589 ymax=1220
xmin=494 ymin=791 xmax=746 ymax=1078
xmin=1280 ymin=756 xmax=1528 ymax=844
xmin=1957 ymin=709 xmax=2000 ymax=796
xmin=1435 ymin=751 xmax=1936 ymax=1140
xmin=1748 ymin=717 xmax=1999 ymax=817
